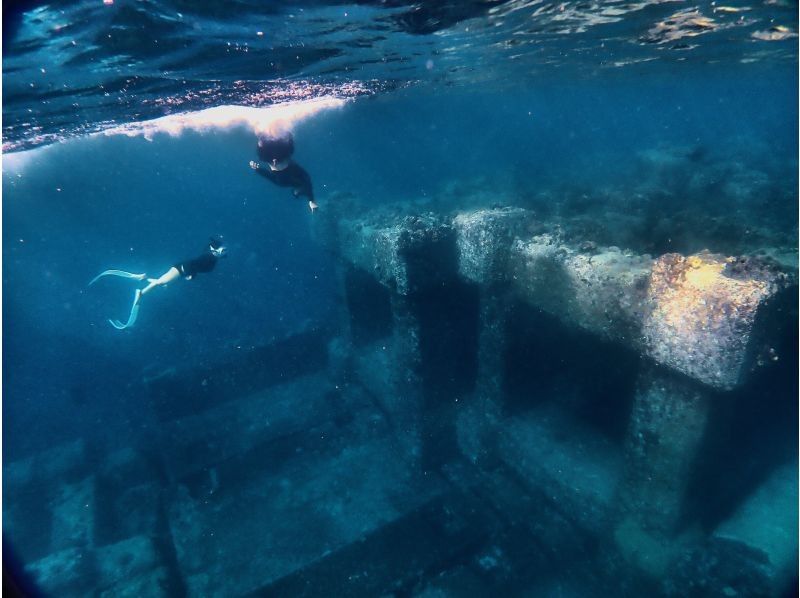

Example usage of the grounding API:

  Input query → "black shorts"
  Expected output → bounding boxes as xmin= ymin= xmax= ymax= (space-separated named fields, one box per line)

xmin=174 ymin=263 xmax=191 ymax=278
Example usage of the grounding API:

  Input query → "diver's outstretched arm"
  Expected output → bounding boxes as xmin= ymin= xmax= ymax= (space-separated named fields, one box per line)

xmin=250 ymin=160 xmax=278 ymax=183
xmin=89 ymin=270 xmax=146 ymax=286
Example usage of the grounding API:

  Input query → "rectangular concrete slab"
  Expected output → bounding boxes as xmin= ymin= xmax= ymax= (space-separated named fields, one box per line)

xmin=160 ymin=372 xmax=336 ymax=481
xmin=643 ymin=252 xmax=791 ymax=389
xmin=168 ymin=435 xmax=444 ymax=596
xmin=497 ymin=407 xmax=623 ymax=535
xmin=336 ymin=213 xmax=456 ymax=294
xmin=50 ymin=475 xmax=96 ymax=552
xmin=454 ymin=207 xmax=532 ymax=284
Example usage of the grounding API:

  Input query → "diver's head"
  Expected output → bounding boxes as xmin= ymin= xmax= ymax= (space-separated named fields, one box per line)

xmin=257 ymin=132 xmax=294 ymax=169
xmin=209 ymin=236 xmax=227 ymax=258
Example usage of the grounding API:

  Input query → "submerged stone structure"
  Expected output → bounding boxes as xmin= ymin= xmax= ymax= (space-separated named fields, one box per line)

xmin=5 ymin=198 xmax=797 ymax=596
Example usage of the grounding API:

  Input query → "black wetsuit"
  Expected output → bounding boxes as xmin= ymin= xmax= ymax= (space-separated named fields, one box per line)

xmin=174 ymin=251 xmax=219 ymax=279
xmin=255 ymin=161 xmax=314 ymax=202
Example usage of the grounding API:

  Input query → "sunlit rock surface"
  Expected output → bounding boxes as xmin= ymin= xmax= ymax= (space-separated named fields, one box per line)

xmin=642 ymin=251 xmax=793 ymax=389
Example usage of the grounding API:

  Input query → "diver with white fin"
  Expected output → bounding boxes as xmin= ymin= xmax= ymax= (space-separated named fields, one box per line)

xmin=89 ymin=237 xmax=227 ymax=330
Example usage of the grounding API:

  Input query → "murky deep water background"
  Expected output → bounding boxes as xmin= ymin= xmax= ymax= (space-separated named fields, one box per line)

xmin=3 ymin=0 xmax=798 ymax=595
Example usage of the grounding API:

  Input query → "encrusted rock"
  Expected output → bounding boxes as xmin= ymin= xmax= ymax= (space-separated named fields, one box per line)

xmin=95 ymin=535 xmax=160 ymax=590
xmin=511 ymin=235 xmax=652 ymax=342
xmin=453 ymin=207 xmax=532 ymax=284
xmin=336 ymin=213 xmax=455 ymax=294
xmin=26 ymin=547 xmax=90 ymax=596
xmin=642 ymin=251 xmax=791 ymax=390
xmin=620 ymin=367 xmax=711 ymax=534
xmin=663 ymin=537 xmax=774 ymax=598
xmin=50 ymin=476 xmax=96 ymax=552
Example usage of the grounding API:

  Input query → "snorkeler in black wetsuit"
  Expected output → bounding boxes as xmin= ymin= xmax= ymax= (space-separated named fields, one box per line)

xmin=173 ymin=245 xmax=221 ymax=280
xmin=89 ymin=237 xmax=227 ymax=329
xmin=249 ymin=132 xmax=318 ymax=212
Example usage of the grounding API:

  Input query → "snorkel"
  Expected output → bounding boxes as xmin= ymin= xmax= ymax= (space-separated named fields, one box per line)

xmin=268 ymin=158 xmax=289 ymax=171
xmin=209 ymin=237 xmax=227 ymax=258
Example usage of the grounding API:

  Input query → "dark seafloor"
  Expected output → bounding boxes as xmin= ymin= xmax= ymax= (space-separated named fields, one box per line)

xmin=2 ymin=1 xmax=798 ymax=596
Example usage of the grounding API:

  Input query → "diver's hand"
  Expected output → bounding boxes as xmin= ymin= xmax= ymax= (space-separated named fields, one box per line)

xmin=249 ymin=160 xmax=260 ymax=170
xmin=309 ymin=200 xmax=318 ymax=213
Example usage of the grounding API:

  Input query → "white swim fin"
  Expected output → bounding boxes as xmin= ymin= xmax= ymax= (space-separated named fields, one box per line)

xmin=89 ymin=270 xmax=146 ymax=286
xmin=109 ymin=291 xmax=141 ymax=330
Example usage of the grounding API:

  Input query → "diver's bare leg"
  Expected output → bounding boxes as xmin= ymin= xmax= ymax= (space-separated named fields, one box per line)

xmin=139 ymin=267 xmax=181 ymax=300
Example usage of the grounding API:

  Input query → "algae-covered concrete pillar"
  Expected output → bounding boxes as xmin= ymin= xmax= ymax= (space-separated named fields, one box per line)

xmin=452 ymin=208 xmax=532 ymax=463
xmin=614 ymin=251 xmax=796 ymax=576
xmin=507 ymin=241 xmax=797 ymax=575
xmin=385 ymin=293 xmax=424 ymax=448
xmin=454 ymin=208 xmax=531 ymax=397
xmin=510 ymin=234 xmax=654 ymax=345
xmin=329 ymin=210 xmax=457 ymax=458
xmin=619 ymin=367 xmax=711 ymax=535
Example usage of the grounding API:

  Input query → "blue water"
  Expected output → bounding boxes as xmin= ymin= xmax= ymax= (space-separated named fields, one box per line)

xmin=3 ymin=1 xmax=798 ymax=596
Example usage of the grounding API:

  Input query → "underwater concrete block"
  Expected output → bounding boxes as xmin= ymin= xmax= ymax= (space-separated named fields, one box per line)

xmin=496 ymin=408 xmax=623 ymax=536
xmin=619 ymin=367 xmax=710 ymax=536
xmin=352 ymin=340 xmax=398 ymax=403
xmin=145 ymin=328 xmax=330 ymax=421
xmin=105 ymin=482 xmax=161 ymax=543
xmin=98 ymin=567 xmax=170 ymax=598
xmin=161 ymin=373 xmax=336 ymax=481
xmin=662 ymin=463 xmax=800 ymax=597
xmin=388 ymin=293 xmax=423 ymax=386
xmin=95 ymin=456 xmax=161 ymax=546
xmin=169 ymin=435 xmax=442 ymax=596
xmin=5 ymin=438 xmax=88 ymax=490
xmin=510 ymin=235 xmax=652 ymax=343
xmin=99 ymin=446 xmax=156 ymax=489
xmin=612 ymin=514 xmax=688 ymax=580
xmin=387 ymin=294 xmax=425 ymax=449
xmin=36 ymin=438 xmax=89 ymax=482
xmin=336 ymin=213 xmax=456 ymax=295
xmin=438 ymin=460 xmax=619 ymax=594
xmin=456 ymin=288 xmax=509 ymax=465
xmin=351 ymin=298 xmax=424 ymax=451
xmin=453 ymin=207 xmax=532 ymax=285
xmin=511 ymin=238 xmax=794 ymax=389
xmin=259 ymin=492 xmax=489 ymax=596
xmin=95 ymin=535 xmax=160 ymax=590
xmin=474 ymin=289 xmax=510 ymax=399
xmin=26 ymin=546 xmax=91 ymax=596
xmin=642 ymin=251 xmax=794 ymax=390
xmin=50 ymin=475 xmax=97 ymax=552
xmin=413 ymin=565 xmax=494 ymax=598
xmin=5 ymin=439 xmax=91 ymax=561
